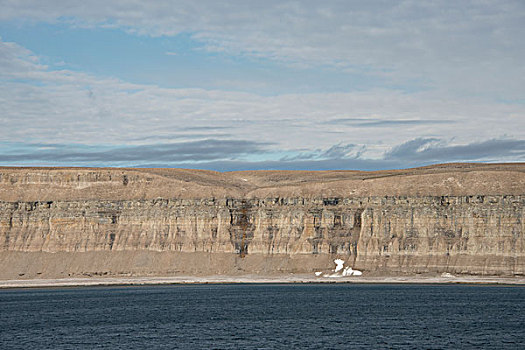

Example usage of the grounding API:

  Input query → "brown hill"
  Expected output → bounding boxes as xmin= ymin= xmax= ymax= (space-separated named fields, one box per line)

xmin=0 ymin=163 xmax=523 ymax=202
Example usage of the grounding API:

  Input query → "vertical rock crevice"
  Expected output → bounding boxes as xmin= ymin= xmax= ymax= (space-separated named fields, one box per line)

xmin=228 ymin=200 xmax=254 ymax=257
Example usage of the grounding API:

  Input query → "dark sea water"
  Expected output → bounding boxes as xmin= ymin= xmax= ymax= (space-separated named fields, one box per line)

xmin=1 ymin=284 xmax=524 ymax=349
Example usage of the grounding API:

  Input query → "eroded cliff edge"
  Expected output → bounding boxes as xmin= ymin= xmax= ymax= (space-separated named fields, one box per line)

xmin=0 ymin=163 xmax=524 ymax=279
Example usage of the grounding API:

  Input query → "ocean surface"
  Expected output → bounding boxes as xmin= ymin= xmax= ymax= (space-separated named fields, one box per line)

xmin=1 ymin=284 xmax=524 ymax=349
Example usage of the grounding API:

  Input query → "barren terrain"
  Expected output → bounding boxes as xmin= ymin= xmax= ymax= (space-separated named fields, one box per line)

xmin=1 ymin=163 xmax=524 ymax=285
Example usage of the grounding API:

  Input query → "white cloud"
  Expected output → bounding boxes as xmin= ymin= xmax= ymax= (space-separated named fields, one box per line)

xmin=1 ymin=0 xmax=524 ymax=100
xmin=0 ymin=36 xmax=523 ymax=163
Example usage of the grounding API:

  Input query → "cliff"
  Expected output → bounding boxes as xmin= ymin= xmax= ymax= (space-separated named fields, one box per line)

xmin=0 ymin=163 xmax=524 ymax=279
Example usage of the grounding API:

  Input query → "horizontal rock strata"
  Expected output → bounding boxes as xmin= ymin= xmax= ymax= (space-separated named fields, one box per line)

xmin=0 ymin=163 xmax=524 ymax=279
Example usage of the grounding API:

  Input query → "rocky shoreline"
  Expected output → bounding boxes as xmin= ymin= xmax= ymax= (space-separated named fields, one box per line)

xmin=2 ymin=274 xmax=525 ymax=289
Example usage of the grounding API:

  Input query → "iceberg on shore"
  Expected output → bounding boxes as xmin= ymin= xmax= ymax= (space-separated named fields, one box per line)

xmin=334 ymin=259 xmax=345 ymax=272
xmin=316 ymin=259 xmax=363 ymax=277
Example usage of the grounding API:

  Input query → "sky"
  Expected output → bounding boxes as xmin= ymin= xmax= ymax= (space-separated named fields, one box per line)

xmin=0 ymin=0 xmax=524 ymax=171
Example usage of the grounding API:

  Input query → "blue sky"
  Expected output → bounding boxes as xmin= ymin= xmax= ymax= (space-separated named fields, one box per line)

xmin=0 ymin=0 xmax=524 ymax=170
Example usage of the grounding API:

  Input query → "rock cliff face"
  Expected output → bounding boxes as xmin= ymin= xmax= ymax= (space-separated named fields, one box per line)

xmin=0 ymin=164 xmax=524 ymax=279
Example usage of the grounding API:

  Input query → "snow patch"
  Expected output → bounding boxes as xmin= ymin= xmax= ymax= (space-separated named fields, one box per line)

xmin=342 ymin=266 xmax=362 ymax=276
xmin=334 ymin=259 xmax=345 ymax=272
xmin=315 ymin=259 xmax=363 ymax=277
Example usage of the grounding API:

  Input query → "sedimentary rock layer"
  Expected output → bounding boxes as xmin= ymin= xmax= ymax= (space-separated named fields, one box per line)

xmin=0 ymin=163 xmax=524 ymax=279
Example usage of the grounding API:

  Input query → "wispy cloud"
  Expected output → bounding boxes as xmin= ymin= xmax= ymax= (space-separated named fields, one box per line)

xmin=280 ymin=143 xmax=365 ymax=161
xmin=128 ymin=133 xmax=232 ymax=142
xmin=327 ymin=118 xmax=456 ymax=127
xmin=0 ymin=2 xmax=524 ymax=169
xmin=1 ymin=1 xmax=524 ymax=99
xmin=385 ymin=138 xmax=525 ymax=163
xmin=1 ymin=37 xmax=520 ymax=152
xmin=1 ymin=137 xmax=523 ymax=170
xmin=0 ymin=139 xmax=272 ymax=164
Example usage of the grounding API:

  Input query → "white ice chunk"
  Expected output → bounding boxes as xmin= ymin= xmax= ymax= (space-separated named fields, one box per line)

xmin=315 ymin=271 xmax=323 ymax=276
xmin=334 ymin=259 xmax=345 ymax=272
xmin=342 ymin=266 xmax=363 ymax=276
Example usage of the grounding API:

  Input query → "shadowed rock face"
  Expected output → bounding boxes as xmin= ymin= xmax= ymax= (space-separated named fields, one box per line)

xmin=0 ymin=163 xmax=524 ymax=279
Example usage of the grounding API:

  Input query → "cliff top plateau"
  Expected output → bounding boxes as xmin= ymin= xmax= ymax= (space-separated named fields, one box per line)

xmin=0 ymin=163 xmax=524 ymax=202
